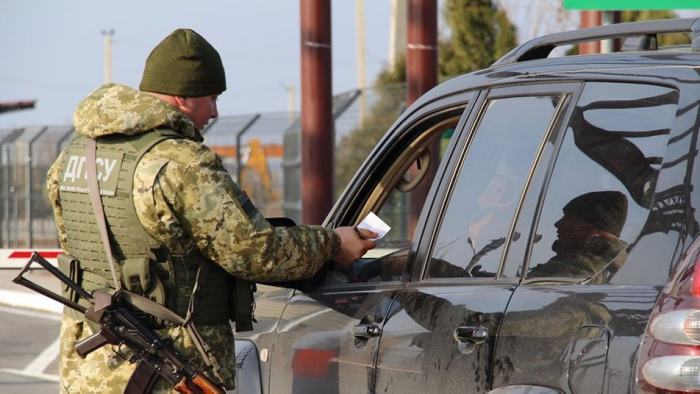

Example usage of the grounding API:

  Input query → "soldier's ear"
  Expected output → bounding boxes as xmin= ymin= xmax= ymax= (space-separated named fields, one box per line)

xmin=173 ymin=96 xmax=195 ymax=115
xmin=174 ymin=96 xmax=189 ymax=107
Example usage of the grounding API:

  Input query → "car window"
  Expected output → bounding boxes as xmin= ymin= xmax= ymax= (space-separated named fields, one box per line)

xmin=373 ymin=125 xmax=456 ymax=248
xmin=425 ymin=94 xmax=563 ymax=279
xmin=524 ymin=82 xmax=679 ymax=283
xmin=333 ymin=113 xmax=465 ymax=284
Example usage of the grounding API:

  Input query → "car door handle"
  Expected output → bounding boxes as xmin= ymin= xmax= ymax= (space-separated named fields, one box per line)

xmin=352 ymin=323 xmax=381 ymax=340
xmin=453 ymin=326 xmax=488 ymax=344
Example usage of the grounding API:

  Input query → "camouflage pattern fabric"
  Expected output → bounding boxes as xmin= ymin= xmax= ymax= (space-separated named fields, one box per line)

xmin=527 ymin=236 xmax=629 ymax=284
xmin=59 ymin=315 xmax=234 ymax=393
xmin=494 ymin=291 xmax=613 ymax=380
xmin=48 ymin=83 xmax=337 ymax=392
xmin=424 ymin=236 xmax=627 ymax=283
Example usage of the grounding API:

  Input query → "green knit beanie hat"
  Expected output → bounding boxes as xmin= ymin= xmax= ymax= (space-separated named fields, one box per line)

xmin=140 ymin=29 xmax=226 ymax=97
xmin=563 ymin=191 xmax=628 ymax=237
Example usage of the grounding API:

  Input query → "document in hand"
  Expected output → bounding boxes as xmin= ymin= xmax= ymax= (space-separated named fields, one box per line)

xmin=357 ymin=212 xmax=391 ymax=240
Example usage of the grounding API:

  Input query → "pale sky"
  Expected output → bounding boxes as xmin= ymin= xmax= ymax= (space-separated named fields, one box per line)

xmin=0 ymin=1 xmax=400 ymax=128
xmin=1 ymin=1 xmax=697 ymax=129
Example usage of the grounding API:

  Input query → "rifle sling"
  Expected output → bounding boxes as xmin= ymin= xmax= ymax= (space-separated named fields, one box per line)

xmin=85 ymin=138 xmax=121 ymax=292
xmin=85 ymin=138 xmax=224 ymax=382
xmin=120 ymin=291 xmax=185 ymax=325
xmin=86 ymin=139 xmax=184 ymax=325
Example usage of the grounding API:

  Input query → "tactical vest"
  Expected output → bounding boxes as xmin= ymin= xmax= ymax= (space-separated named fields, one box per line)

xmin=56 ymin=129 xmax=231 ymax=326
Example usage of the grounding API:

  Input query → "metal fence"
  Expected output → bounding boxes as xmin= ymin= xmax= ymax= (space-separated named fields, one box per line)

xmin=0 ymin=84 xmax=407 ymax=249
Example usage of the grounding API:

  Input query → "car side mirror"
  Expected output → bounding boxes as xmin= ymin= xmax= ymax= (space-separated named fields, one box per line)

xmin=396 ymin=148 xmax=431 ymax=192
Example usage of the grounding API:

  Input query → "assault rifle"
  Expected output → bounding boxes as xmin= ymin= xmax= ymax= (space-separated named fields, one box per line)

xmin=13 ymin=252 xmax=225 ymax=394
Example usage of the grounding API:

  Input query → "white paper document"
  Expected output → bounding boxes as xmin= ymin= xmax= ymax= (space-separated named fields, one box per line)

xmin=357 ymin=211 xmax=391 ymax=240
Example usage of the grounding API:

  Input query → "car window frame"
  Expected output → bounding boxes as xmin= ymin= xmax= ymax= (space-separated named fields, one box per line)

xmin=308 ymin=90 xmax=479 ymax=292
xmin=518 ymin=80 xmax=682 ymax=285
xmin=411 ymin=82 xmax=584 ymax=285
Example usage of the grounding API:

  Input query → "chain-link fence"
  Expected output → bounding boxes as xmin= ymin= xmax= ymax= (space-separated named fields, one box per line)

xmin=0 ymin=84 xmax=406 ymax=249
xmin=0 ymin=125 xmax=73 ymax=249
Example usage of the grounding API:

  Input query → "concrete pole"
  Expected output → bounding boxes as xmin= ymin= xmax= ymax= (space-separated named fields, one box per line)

xmin=601 ymin=11 xmax=615 ymax=53
xmin=356 ymin=0 xmax=367 ymax=123
xmin=602 ymin=11 xmax=622 ymax=53
xmin=300 ymin=0 xmax=334 ymax=225
xmin=284 ymin=84 xmax=296 ymax=125
xmin=389 ymin=0 xmax=407 ymax=71
xmin=102 ymin=29 xmax=114 ymax=84
xmin=406 ymin=0 xmax=438 ymax=235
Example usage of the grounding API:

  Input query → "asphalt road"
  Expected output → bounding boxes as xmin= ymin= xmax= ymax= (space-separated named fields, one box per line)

xmin=0 ymin=305 xmax=60 ymax=393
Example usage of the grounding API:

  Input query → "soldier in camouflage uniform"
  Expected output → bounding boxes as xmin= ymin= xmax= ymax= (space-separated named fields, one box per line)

xmin=47 ymin=29 xmax=376 ymax=393
xmin=528 ymin=191 xmax=629 ymax=283
xmin=493 ymin=192 xmax=630 ymax=381
xmin=418 ymin=191 xmax=628 ymax=281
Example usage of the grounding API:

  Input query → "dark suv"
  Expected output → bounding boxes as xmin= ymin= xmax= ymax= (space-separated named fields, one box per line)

xmin=235 ymin=18 xmax=700 ymax=394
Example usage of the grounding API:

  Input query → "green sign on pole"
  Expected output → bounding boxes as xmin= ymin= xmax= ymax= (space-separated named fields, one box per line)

xmin=564 ymin=0 xmax=700 ymax=10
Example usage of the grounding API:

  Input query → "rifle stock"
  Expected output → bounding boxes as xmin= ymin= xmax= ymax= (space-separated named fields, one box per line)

xmin=12 ymin=252 xmax=91 ymax=313
xmin=127 ymin=360 xmax=224 ymax=394
xmin=175 ymin=373 xmax=225 ymax=394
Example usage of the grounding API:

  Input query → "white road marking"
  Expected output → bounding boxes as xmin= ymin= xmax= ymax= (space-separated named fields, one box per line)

xmin=0 ymin=289 xmax=63 ymax=314
xmin=0 ymin=368 xmax=59 ymax=383
xmin=24 ymin=337 xmax=60 ymax=374
xmin=0 ymin=305 xmax=61 ymax=382
xmin=0 ymin=305 xmax=62 ymax=321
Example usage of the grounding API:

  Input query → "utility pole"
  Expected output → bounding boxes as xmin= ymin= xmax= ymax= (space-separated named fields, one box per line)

xmin=356 ymin=0 xmax=367 ymax=123
xmin=102 ymin=29 xmax=115 ymax=83
xmin=389 ymin=0 xmax=407 ymax=71
xmin=300 ymin=0 xmax=333 ymax=225
xmin=406 ymin=0 xmax=438 ymax=236
xmin=579 ymin=10 xmax=620 ymax=54
xmin=579 ymin=11 xmax=601 ymax=54
xmin=601 ymin=11 xmax=621 ymax=53
xmin=283 ymin=83 xmax=296 ymax=125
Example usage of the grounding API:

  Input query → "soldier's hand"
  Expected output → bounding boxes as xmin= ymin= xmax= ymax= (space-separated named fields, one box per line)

xmin=332 ymin=227 xmax=378 ymax=266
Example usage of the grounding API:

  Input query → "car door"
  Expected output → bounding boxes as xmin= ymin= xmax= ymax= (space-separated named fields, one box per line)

xmin=491 ymin=82 xmax=682 ymax=393
xmin=373 ymin=83 xmax=581 ymax=393
xmin=265 ymin=92 xmax=475 ymax=394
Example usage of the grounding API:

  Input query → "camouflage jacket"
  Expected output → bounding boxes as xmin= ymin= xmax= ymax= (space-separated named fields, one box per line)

xmin=47 ymin=83 xmax=336 ymax=392
xmin=528 ymin=236 xmax=629 ymax=284
xmin=424 ymin=236 xmax=627 ymax=283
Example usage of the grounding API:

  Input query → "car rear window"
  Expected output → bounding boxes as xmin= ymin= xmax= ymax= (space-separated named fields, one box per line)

xmin=525 ymin=82 xmax=679 ymax=283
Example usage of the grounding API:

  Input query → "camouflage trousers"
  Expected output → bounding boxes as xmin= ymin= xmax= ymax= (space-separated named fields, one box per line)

xmin=59 ymin=315 xmax=236 ymax=393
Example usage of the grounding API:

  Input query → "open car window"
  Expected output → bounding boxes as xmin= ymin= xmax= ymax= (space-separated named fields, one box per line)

xmin=328 ymin=111 xmax=466 ymax=285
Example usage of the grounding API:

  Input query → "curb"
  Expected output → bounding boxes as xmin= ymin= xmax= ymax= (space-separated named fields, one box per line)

xmin=0 ymin=289 xmax=63 ymax=314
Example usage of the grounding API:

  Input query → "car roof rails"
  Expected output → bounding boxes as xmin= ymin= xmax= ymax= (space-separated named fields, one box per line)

xmin=493 ymin=18 xmax=700 ymax=66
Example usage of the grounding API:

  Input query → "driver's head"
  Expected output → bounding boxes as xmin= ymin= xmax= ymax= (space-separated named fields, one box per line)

xmin=553 ymin=191 xmax=628 ymax=251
